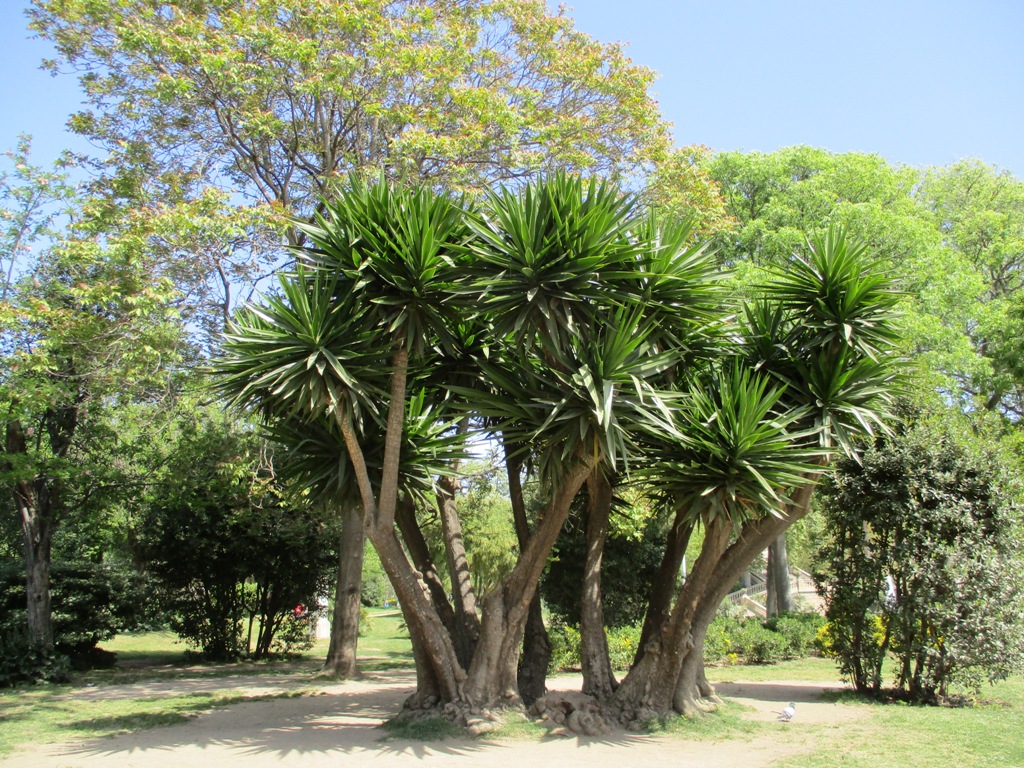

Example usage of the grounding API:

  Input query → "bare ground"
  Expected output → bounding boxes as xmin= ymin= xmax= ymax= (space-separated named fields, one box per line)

xmin=6 ymin=670 xmax=863 ymax=768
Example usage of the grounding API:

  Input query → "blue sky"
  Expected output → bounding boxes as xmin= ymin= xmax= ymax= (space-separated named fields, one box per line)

xmin=2 ymin=0 xmax=1022 ymax=176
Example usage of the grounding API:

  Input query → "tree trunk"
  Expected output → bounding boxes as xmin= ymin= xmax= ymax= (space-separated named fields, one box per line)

xmin=634 ymin=510 xmax=693 ymax=666
xmin=437 ymin=475 xmax=480 ymax=668
xmin=322 ymin=505 xmax=366 ymax=678
xmin=21 ymin=492 xmax=54 ymax=649
xmin=366 ymin=523 xmax=467 ymax=705
xmin=614 ymin=515 xmax=733 ymax=717
xmin=580 ymin=471 xmax=616 ymax=698
xmin=670 ymin=478 xmax=823 ymax=711
xmin=8 ymin=419 xmax=55 ymax=648
xmin=506 ymin=452 xmax=550 ymax=705
xmin=766 ymin=533 xmax=792 ymax=616
xmin=464 ymin=459 xmax=592 ymax=706
xmin=395 ymin=496 xmax=458 ymax=638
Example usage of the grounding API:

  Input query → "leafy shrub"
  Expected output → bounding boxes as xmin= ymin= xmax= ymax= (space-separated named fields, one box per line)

xmin=0 ymin=560 xmax=149 ymax=663
xmin=817 ymin=417 xmax=1024 ymax=701
xmin=547 ymin=621 xmax=581 ymax=672
xmin=607 ymin=624 xmax=641 ymax=670
xmin=733 ymin=621 xmax=788 ymax=664
xmin=764 ymin=611 xmax=825 ymax=658
xmin=270 ymin=613 xmax=315 ymax=656
xmin=0 ymin=632 xmax=71 ymax=688
xmin=704 ymin=615 xmax=742 ymax=664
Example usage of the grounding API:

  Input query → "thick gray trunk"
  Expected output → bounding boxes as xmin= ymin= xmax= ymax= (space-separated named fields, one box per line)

xmin=437 ymin=475 xmax=480 ymax=668
xmin=517 ymin=593 xmax=549 ymax=706
xmin=580 ymin=471 xmax=616 ymax=698
xmin=670 ymin=478 xmax=822 ymax=711
xmin=322 ymin=506 xmax=365 ymax=678
xmin=17 ymin=485 xmax=53 ymax=649
xmin=506 ymin=452 xmax=550 ymax=705
xmin=464 ymin=459 xmax=592 ymax=706
xmin=395 ymin=496 xmax=458 ymax=638
xmin=766 ymin=533 xmax=792 ymax=616
xmin=614 ymin=516 xmax=733 ymax=715
xmin=634 ymin=511 xmax=693 ymax=666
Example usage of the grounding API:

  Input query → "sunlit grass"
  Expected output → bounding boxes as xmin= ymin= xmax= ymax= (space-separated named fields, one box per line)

xmin=781 ymin=676 xmax=1024 ymax=768
xmin=644 ymin=699 xmax=764 ymax=740
xmin=706 ymin=655 xmax=843 ymax=684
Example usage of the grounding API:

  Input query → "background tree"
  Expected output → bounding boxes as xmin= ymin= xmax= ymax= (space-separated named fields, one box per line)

xmin=30 ymin=0 xmax=674 ymax=335
xmin=816 ymin=411 xmax=1024 ymax=701
xmin=0 ymin=144 xmax=181 ymax=648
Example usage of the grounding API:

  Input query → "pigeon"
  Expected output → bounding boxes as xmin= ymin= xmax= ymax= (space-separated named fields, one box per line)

xmin=777 ymin=702 xmax=796 ymax=722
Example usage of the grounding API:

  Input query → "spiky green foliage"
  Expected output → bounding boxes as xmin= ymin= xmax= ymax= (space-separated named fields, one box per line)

xmin=465 ymin=173 xmax=642 ymax=357
xmin=642 ymin=361 xmax=824 ymax=525
xmin=295 ymin=175 xmax=471 ymax=355
xmin=744 ymin=227 xmax=904 ymax=453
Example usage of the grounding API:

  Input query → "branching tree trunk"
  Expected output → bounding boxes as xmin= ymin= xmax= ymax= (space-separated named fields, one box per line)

xmin=580 ymin=470 xmax=616 ymax=698
xmin=463 ymin=460 xmax=593 ymax=706
xmin=634 ymin=509 xmax=694 ymax=666
xmin=614 ymin=515 xmax=734 ymax=717
xmin=506 ymin=453 xmax=548 ymax=705
xmin=322 ymin=505 xmax=365 ymax=677
xmin=437 ymin=473 xmax=480 ymax=668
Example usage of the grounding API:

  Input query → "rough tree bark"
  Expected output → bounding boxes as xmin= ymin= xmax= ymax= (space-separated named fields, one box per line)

xmin=634 ymin=509 xmax=694 ymax=666
xmin=6 ymin=413 xmax=74 ymax=649
xmin=342 ymin=350 xmax=594 ymax=714
xmin=437 ymin=474 xmax=480 ymax=669
xmin=395 ymin=496 xmax=458 ymax=638
xmin=671 ymin=480 xmax=821 ymax=713
xmin=506 ymin=453 xmax=549 ymax=705
xmin=766 ymin=533 xmax=792 ymax=616
xmin=18 ymin=483 xmax=55 ymax=648
xmin=463 ymin=460 xmax=593 ymax=706
xmin=580 ymin=470 xmax=616 ymax=698
xmin=322 ymin=505 xmax=366 ymax=677
xmin=614 ymin=515 xmax=734 ymax=717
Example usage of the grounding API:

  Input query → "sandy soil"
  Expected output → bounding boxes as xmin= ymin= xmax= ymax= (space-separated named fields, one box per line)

xmin=7 ymin=670 xmax=862 ymax=768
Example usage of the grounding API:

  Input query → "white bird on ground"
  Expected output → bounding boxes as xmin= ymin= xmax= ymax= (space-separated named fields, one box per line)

xmin=777 ymin=702 xmax=796 ymax=722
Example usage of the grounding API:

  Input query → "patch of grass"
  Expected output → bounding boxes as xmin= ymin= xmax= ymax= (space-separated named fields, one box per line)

xmin=644 ymin=699 xmax=764 ymax=740
xmin=483 ymin=716 xmax=549 ymax=740
xmin=0 ymin=687 xmax=309 ymax=757
xmin=706 ymin=656 xmax=843 ymax=684
xmin=782 ymin=676 xmax=1024 ymax=768
xmin=379 ymin=715 xmax=462 ymax=741
xmin=358 ymin=609 xmax=413 ymax=671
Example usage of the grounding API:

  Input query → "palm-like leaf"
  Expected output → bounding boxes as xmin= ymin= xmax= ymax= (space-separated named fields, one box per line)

xmin=214 ymin=266 xmax=386 ymax=426
xmin=295 ymin=174 xmax=471 ymax=355
xmin=267 ymin=388 xmax=468 ymax=509
xmin=641 ymin=361 xmax=825 ymax=525
xmin=463 ymin=173 xmax=642 ymax=356
xmin=627 ymin=213 xmax=730 ymax=352
xmin=743 ymin=226 xmax=904 ymax=455
xmin=762 ymin=227 xmax=903 ymax=361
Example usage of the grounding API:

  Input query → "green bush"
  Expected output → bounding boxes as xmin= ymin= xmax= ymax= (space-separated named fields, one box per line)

xmin=547 ymin=621 xmax=581 ymax=672
xmin=0 ymin=632 xmax=71 ymax=688
xmin=764 ymin=611 xmax=825 ymax=658
xmin=734 ymin=621 xmax=789 ymax=664
xmin=704 ymin=615 xmax=742 ymax=664
xmin=704 ymin=612 xmax=824 ymax=665
xmin=607 ymin=624 xmax=641 ymax=670
xmin=270 ymin=613 xmax=315 ymax=656
xmin=0 ymin=560 xmax=149 ymax=661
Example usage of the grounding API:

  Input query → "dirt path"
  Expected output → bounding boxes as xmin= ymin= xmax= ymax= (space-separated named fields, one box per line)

xmin=8 ymin=671 xmax=860 ymax=768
